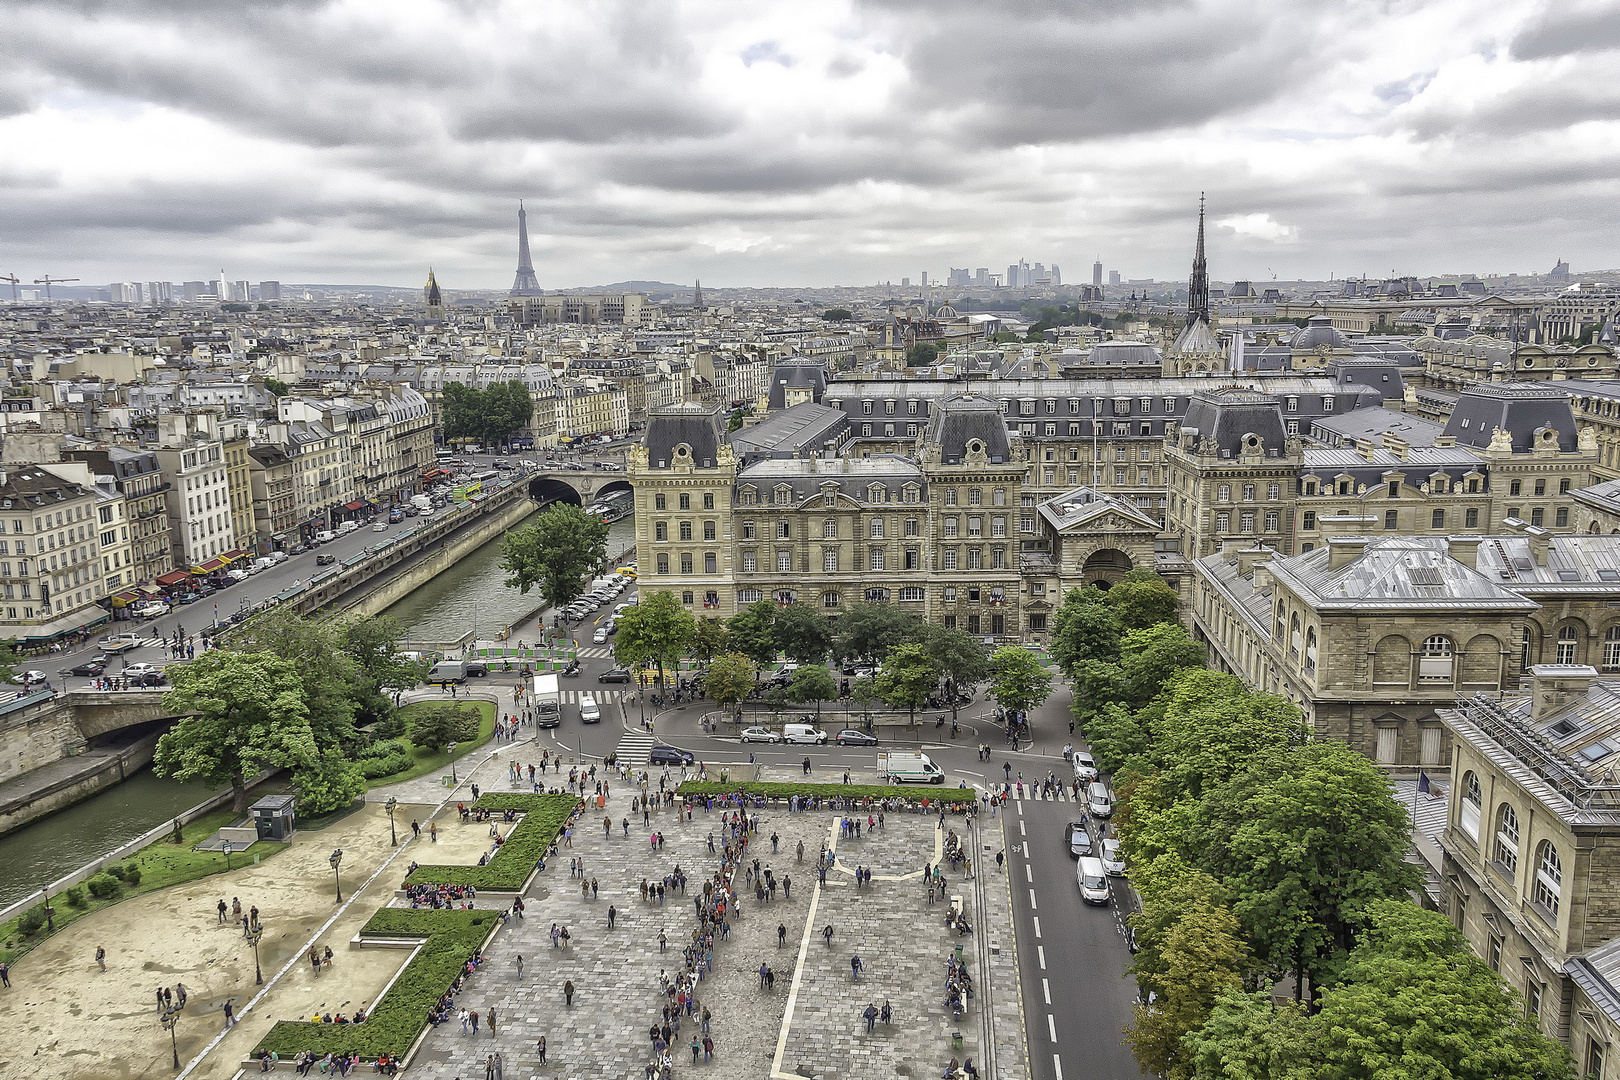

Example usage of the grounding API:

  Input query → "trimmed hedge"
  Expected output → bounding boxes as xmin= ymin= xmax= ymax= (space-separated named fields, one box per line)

xmin=402 ymin=793 xmax=577 ymax=890
xmin=675 ymin=780 xmax=977 ymax=804
xmin=253 ymin=908 xmax=491 ymax=1060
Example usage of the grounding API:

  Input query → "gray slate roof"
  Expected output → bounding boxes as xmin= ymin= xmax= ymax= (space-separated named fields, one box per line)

xmin=645 ymin=403 xmax=723 ymax=469
xmin=923 ymin=394 xmax=1013 ymax=464
xmin=728 ymin=402 xmax=849 ymax=463
xmin=1442 ymin=382 xmax=1578 ymax=452
xmin=1263 ymin=536 xmax=1540 ymax=611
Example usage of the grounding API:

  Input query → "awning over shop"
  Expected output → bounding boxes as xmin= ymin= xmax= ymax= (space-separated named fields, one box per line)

xmin=343 ymin=500 xmax=365 ymax=511
xmin=191 ymin=558 xmax=228 ymax=574
xmin=155 ymin=570 xmax=192 ymax=587
xmin=110 ymin=590 xmax=142 ymax=608
xmin=221 ymin=549 xmax=249 ymax=563
xmin=18 ymin=606 xmax=111 ymax=642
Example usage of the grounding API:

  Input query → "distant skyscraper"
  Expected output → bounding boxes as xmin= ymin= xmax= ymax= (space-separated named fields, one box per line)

xmin=257 ymin=281 xmax=281 ymax=301
xmin=1109 ymin=270 xmax=1121 ymax=286
xmin=921 ymin=271 xmax=930 ymax=288
xmin=510 ymin=202 xmax=541 ymax=296
xmin=1007 ymin=264 xmax=1020 ymax=288
xmin=1051 ymin=265 xmax=1060 ymax=286
xmin=1092 ymin=259 xmax=1103 ymax=287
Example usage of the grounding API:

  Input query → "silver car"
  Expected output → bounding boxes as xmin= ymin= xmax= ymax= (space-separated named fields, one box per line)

xmin=1100 ymin=837 xmax=1126 ymax=877
xmin=740 ymin=726 xmax=782 ymax=743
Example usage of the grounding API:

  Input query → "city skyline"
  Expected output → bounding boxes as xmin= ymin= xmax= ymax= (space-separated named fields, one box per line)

xmin=1 ymin=0 xmax=1618 ymax=288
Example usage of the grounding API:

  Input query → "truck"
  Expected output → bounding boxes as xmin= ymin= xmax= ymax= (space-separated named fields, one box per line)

xmin=532 ymin=672 xmax=562 ymax=728
xmin=877 ymin=750 xmax=945 ymax=784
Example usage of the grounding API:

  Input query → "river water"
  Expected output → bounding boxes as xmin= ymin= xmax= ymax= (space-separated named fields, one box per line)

xmin=0 ymin=505 xmax=637 ymax=907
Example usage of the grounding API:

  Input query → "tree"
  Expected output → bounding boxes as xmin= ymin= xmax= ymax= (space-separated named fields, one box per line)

xmin=905 ymin=341 xmax=939 ymax=366
xmin=786 ymin=664 xmax=838 ymax=719
xmin=1186 ymin=991 xmax=1317 ymax=1080
xmin=1081 ymin=698 xmax=1150 ymax=775
xmin=725 ymin=600 xmax=779 ymax=666
xmin=703 ymin=652 xmax=757 ymax=719
xmin=821 ymin=308 xmax=852 ymax=322
xmin=1106 ymin=568 xmax=1182 ymax=631
xmin=1049 ymin=589 xmax=1122 ymax=674
xmin=218 ymin=610 xmax=360 ymax=752
xmin=294 ymin=749 xmax=367 ymax=817
xmin=689 ymin=618 xmax=728 ymax=664
xmin=613 ymin=591 xmax=695 ymax=689
xmin=834 ymin=602 xmax=922 ymax=663
xmin=872 ymin=643 xmax=938 ymax=723
xmin=156 ymin=650 xmax=317 ymax=812
xmin=1151 ymin=670 xmax=1307 ymax=802
xmin=918 ymin=624 xmax=991 ymax=720
xmin=1199 ymin=741 xmax=1424 ymax=996
xmin=1118 ymin=623 xmax=1207 ymax=707
xmin=773 ymin=603 xmax=833 ymax=664
xmin=406 ymin=703 xmax=477 ymax=753
xmin=332 ymin=614 xmax=418 ymax=723
xmin=263 ymin=378 xmax=289 ymax=397
xmin=442 ymin=380 xmax=534 ymax=449
xmin=987 ymin=646 xmax=1052 ymax=716
xmin=500 ymin=502 xmax=610 ymax=609
xmin=1126 ymin=899 xmax=1249 ymax=1080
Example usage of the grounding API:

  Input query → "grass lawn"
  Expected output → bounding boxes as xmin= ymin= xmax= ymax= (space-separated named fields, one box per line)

xmin=363 ymin=700 xmax=496 ymax=790
xmin=0 ymin=810 xmax=285 ymax=964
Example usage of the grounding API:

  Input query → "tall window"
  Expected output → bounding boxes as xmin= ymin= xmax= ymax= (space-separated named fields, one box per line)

xmin=1557 ymin=626 xmax=1578 ymax=665
xmin=741 ymin=551 xmax=756 ymax=572
xmin=655 ymin=522 xmax=668 ymax=541
xmin=1461 ymin=772 xmax=1482 ymax=841
xmin=656 ymin=553 xmax=670 ymax=574
xmin=1533 ymin=842 xmax=1562 ymax=918
xmin=655 ymin=493 xmax=667 ymax=510
xmin=703 ymin=492 xmax=714 ymax=509
xmin=1420 ymin=636 xmax=1454 ymax=682
xmin=1494 ymin=804 xmax=1520 ymax=873
xmin=680 ymin=553 xmax=693 ymax=574
xmin=1215 ymin=511 xmax=1230 ymax=531
xmin=942 ymin=549 xmax=958 ymax=570
xmin=679 ymin=493 xmax=690 ymax=510
xmin=1465 ymin=508 xmax=1479 ymax=528
xmin=704 ymin=552 xmax=716 ymax=574
xmin=869 ymin=518 xmax=885 ymax=539
xmin=824 ymin=519 xmax=838 ymax=538
xmin=777 ymin=551 xmax=792 ymax=572
xmin=679 ymin=521 xmax=692 ymax=541
xmin=742 ymin=520 xmax=756 ymax=539
xmin=1432 ymin=509 xmax=1445 ymax=529
xmin=823 ymin=591 xmax=840 ymax=608
xmin=823 ymin=550 xmax=839 ymax=572
xmin=869 ymin=548 xmax=885 ymax=571
xmin=704 ymin=521 xmax=716 ymax=541
xmin=1264 ymin=510 xmax=1279 ymax=532
xmin=1603 ymin=626 xmax=1620 ymax=672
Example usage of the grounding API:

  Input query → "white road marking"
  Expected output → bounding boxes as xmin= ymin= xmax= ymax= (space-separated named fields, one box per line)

xmin=1033 ymin=916 xmax=1042 ymax=938
xmin=1029 ymin=888 xmax=1038 ymax=909
xmin=1054 ymin=1054 xmax=1064 ymax=1080
xmin=1019 ymin=819 xmax=1026 ymax=836
xmin=1048 ymin=1014 xmax=1058 ymax=1042
xmin=1038 ymin=945 xmax=1046 ymax=970
xmin=1042 ymin=978 xmax=1051 ymax=1005
xmin=1025 ymin=864 xmax=1032 ymax=882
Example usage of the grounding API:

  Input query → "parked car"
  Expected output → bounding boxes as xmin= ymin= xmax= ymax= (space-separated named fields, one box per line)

xmin=62 ymin=657 xmax=108 ymax=677
xmin=649 ymin=745 xmax=695 ymax=766
xmin=226 ymin=568 xmax=251 ymax=582
xmin=597 ymin=668 xmax=633 ymax=683
xmin=1100 ymin=837 xmax=1126 ymax=877
xmin=268 ymin=551 xmax=289 ymax=564
xmin=740 ymin=726 xmax=782 ymax=743
xmin=835 ymin=729 xmax=878 ymax=747
xmin=289 ymin=544 xmax=311 ymax=556
xmin=314 ymin=530 xmax=336 ymax=543
xmin=783 ymin=724 xmax=828 ymax=745
xmin=337 ymin=521 xmax=359 ymax=535
xmin=464 ymin=660 xmax=489 ymax=677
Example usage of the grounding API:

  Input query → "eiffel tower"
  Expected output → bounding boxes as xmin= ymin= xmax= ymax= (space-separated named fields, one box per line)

xmin=510 ymin=202 xmax=541 ymax=296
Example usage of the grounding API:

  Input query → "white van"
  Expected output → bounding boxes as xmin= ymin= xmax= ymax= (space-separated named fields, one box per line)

xmin=783 ymin=723 xmax=827 ymax=745
xmin=1072 ymin=752 xmax=1099 ymax=783
xmin=878 ymin=750 xmax=945 ymax=784
xmin=314 ymin=530 xmax=336 ymax=544
xmin=579 ymin=694 xmax=601 ymax=724
xmin=1076 ymin=856 xmax=1111 ymax=905
xmin=1087 ymin=781 xmax=1114 ymax=819
xmin=337 ymin=520 xmax=359 ymax=535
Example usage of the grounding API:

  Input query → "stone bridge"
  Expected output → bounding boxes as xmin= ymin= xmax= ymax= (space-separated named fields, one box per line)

xmin=526 ymin=469 xmax=633 ymax=507
xmin=69 ymin=689 xmax=180 ymax=741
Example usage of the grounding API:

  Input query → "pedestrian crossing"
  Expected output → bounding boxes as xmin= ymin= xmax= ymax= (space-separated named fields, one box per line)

xmin=612 ymin=731 xmax=657 ymax=767
xmin=556 ymin=689 xmax=627 ymax=704
xmin=573 ymin=646 xmax=613 ymax=659
xmin=983 ymin=782 xmax=1084 ymax=803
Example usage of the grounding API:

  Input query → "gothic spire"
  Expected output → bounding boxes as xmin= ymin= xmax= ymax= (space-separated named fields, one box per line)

xmin=1187 ymin=192 xmax=1210 ymax=329
xmin=510 ymin=201 xmax=541 ymax=296
xmin=693 ymin=279 xmax=704 ymax=310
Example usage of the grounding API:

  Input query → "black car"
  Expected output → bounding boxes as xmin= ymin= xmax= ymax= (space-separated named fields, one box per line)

xmin=648 ymin=746 xmax=695 ymax=766
xmin=598 ymin=668 xmax=633 ymax=683
xmin=62 ymin=657 xmax=108 ymax=677
xmin=835 ymin=729 xmax=878 ymax=747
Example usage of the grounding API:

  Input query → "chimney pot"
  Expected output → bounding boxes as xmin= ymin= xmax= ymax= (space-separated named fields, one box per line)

xmin=1529 ymin=664 xmax=1599 ymax=723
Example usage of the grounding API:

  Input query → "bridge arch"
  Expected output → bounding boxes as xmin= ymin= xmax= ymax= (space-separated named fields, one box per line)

xmin=528 ymin=477 xmax=584 ymax=506
xmin=596 ymin=479 xmax=633 ymax=499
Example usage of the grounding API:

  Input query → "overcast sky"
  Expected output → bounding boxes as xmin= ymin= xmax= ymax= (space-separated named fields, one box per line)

xmin=2 ymin=0 xmax=1618 ymax=290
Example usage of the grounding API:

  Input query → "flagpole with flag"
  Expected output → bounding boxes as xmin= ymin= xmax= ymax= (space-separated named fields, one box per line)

xmin=1412 ymin=770 xmax=1429 ymax=827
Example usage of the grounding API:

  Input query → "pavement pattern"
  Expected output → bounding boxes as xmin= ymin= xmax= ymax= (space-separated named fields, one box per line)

xmin=406 ymin=778 xmax=1003 ymax=1079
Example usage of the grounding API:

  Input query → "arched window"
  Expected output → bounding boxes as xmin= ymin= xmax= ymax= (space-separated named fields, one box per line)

xmin=1533 ymin=842 xmax=1562 ymax=918
xmin=1304 ymin=628 xmax=1318 ymax=672
xmin=1290 ymin=613 xmax=1302 ymax=658
xmin=1494 ymin=804 xmax=1520 ymax=873
xmin=1419 ymin=636 xmax=1454 ymax=682
xmin=1604 ymin=626 xmax=1620 ymax=673
xmin=1557 ymin=626 xmax=1579 ymax=665
xmin=866 ymin=587 xmax=890 ymax=603
xmin=1460 ymin=772 xmax=1482 ymax=841
xmin=703 ymin=492 xmax=714 ymax=510
xmin=822 ymin=591 xmax=840 ymax=608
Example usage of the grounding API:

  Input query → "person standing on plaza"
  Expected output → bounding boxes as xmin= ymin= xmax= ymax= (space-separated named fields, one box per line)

xmin=95 ymin=946 xmax=106 ymax=971
xmin=777 ymin=923 xmax=787 ymax=947
xmin=608 ymin=904 xmax=617 ymax=929
xmin=223 ymin=998 xmax=236 ymax=1028
xmin=0 ymin=960 xmax=10 ymax=988
xmin=536 ymin=1036 xmax=546 ymax=1064
xmin=564 ymin=979 xmax=575 ymax=1007
xmin=217 ymin=898 xmax=228 ymax=924
xmin=823 ymin=925 xmax=834 ymax=948
xmin=488 ymin=1005 xmax=497 ymax=1034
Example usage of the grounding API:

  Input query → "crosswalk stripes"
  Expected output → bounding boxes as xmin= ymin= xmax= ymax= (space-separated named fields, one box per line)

xmin=574 ymin=646 xmax=613 ymax=658
xmin=613 ymin=731 xmax=657 ymax=767
xmin=556 ymin=689 xmax=627 ymax=704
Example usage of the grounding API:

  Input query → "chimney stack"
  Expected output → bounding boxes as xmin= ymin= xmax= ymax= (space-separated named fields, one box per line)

xmin=1529 ymin=664 xmax=1599 ymax=723
xmin=1447 ymin=535 xmax=1483 ymax=569
xmin=1328 ymin=536 xmax=1370 ymax=570
xmin=1236 ymin=543 xmax=1272 ymax=576
xmin=1526 ymin=525 xmax=1552 ymax=566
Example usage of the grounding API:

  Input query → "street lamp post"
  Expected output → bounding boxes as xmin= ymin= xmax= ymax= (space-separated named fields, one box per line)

xmin=221 ymin=839 xmax=233 ymax=873
xmin=40 ymin=887 xmax=52 ymax=933
xmin=329 ymin=849 xmax=344 ymax=904
xmin=448 ymin=741 xmax=459 ymax=784
xmin=385 ymin=796 xmax=398 ymax=846
xmin=160 ymin=1005 xmax=181 ymax=1069
xmin=247 ymin=921 xmax=264 ymax=985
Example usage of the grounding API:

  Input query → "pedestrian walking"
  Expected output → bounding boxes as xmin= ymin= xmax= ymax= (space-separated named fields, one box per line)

xmin=608 ymin=905 xmax=617 ymax=929
xmin=488 ymin=1005 xmax=497 ymax=1034
xmin=95 ymin=946 xmax=106 ymax=971
xmin=863 ymin=1003 xmax=879 ymax=1033
xmin=411 ymin=819 xmax=421 ymax=838
xmin=851 ymin=954 xmax=862 ymax=981
xmin=515 ymin=955 xmax=524 ymax=977
xmin=822 ymin=925 xmax=833 ymax=948
xmin=777 ymin=923 xmax=787 ymax=947
xmin=223 ymin=998 xmax=236 ymax=1028
xmin=563 ymin=980 xmax=575 ymax=1007
xmin=659 ymin=928 xmax=667 ymax=952
xmin=0 ymin=961 xmax=10 ymax=988
xmin=429 ymin=822 xmax=437 ymax=843
xmin=485 ymin=1053 xmax=496 ymax=1080
xmin=470 ymin=1009 xmax=480 ymax=1033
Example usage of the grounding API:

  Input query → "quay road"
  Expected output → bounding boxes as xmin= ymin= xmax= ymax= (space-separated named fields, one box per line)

xmin=506 ymin=632 xmax=1150 ymax=1080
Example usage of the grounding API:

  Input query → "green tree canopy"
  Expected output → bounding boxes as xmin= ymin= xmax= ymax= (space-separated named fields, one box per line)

xmin=689 ymin=617 xmax=729 ymax=664
xmin=872 ymin=642 xmax=939 ymax=722
xmin=296 ymin=749 xmax=367 ymax=817
xmin=786 ymin=664 xmax=838 ymax=719
xmin=1126 ymin=898 xmax=1249 ymax=1080
xmin=988 ymin=645 xmax=1053 ymax=715
xmin=704 ymin=652 xmax=757 ymax=717
xmin=773 ymin=602 xmax=833 ymax=664
xmin=221 ymin=609 xmax=361 ymax=750
xmin=406 ymin=703 xmax=479 ymax=753
xmin=612 ymin=590 xmax=694 ymax=686
xmin=156 ymin=650 xmax=317 ymax=812
xmin=1118 ymin=623 xmax=1207 ymax=707
xmin=918 ymin=623 xmax=991 ymax=717
xmin=834 ymin=602 xmax=923 ymax=663
xmin=1107 ymin=568 xmax=1182 ymax=631
xmin=1050 ymin=588 xmax=1123 ymax=674
xmin=725 ymin=599 xmax=779 ymax=666
xmin=442 ymin=380 xmax=533 ymax=448
xmin=499 ymin=502 xmax=610 ymax=609
xmin=905 ymin=341 xmax=939 ymax=365
xmin=821 ymin=308 xmax=852 ymax=322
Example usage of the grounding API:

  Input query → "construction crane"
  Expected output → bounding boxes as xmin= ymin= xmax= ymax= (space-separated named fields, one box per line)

xmin=34 ymin=275 xmax=79 ymax=301
xmin=0 ymin=274 xmax=18 ymax=301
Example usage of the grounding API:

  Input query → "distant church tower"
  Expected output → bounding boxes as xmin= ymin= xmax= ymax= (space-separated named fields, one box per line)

xmin=510 ymin=202 xmax=542 ymax=296
xmin=1186 ymin=192 xmax=1210 ymax=330
xmin=424 ymin=268 xmax=444 ymax=321
xmin=693 ymin=279 xmax=705 ymax=310
xmin=1166 ymin=194 xmax=1224 ymax=375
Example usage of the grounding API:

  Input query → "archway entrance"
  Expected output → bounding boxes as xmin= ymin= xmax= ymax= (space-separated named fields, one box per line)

xmin=1082 ymin=548 xmax=1134 ymax=589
